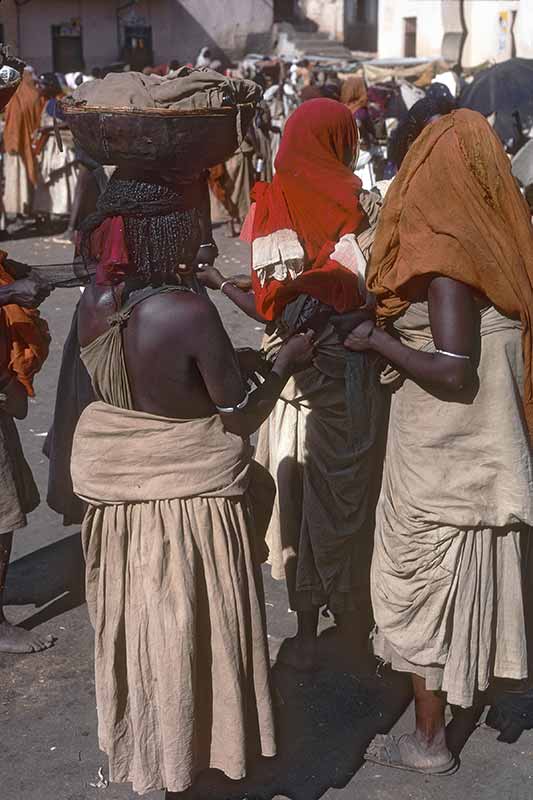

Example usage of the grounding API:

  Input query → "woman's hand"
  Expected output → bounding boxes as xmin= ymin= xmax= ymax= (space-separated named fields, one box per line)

xmin=196 ymin=265 xmax=225 ymax=290
xmin=237 ymin=347 xmax=271 ymax=381
xmin=4 ymin=275 xmax=52 ymax=308
xmin=275 ymin=330 xmax=316 ymax=376
xmin=343 ymin=320 xmax=375 ymax=352
xmin=330 ymin=307 xmax=375 ymax=342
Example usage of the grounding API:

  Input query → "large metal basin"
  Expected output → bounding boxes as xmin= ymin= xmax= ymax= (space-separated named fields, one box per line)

xmin=59 ymin=100 xmax=256 ymax=176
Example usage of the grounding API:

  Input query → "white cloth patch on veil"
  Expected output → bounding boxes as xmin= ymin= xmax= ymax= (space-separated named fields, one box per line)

xmin=331 ymin=233 xmax=372 ymax=304
xmin=252 ymin=229 xmax=305 ymax=287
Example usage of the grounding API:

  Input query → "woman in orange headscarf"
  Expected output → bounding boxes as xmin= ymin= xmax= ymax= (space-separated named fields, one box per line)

xmin=341 ymin=107 xmax=533 ymax=773
xmin=2 ymin=68 xmax=44 ymax=217
xmin=341 ymin=76 xmax=375 ymax=150
xmin=200 ymin=98 xmax=387 ymax=670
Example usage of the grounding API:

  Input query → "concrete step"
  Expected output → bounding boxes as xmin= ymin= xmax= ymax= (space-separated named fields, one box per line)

xmin=292 ymin=32 xmax=331 ymax=42
xmin=276 ymin=25 xmax=353 ymax=60
xmin=294 ymin=42 xmax=353 ymax=58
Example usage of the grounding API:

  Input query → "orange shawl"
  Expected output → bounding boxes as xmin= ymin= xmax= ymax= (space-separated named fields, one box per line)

xmin=340 ymin=77 xmax=368 ymax=114
xmin=0 ymin=253 xmax=50 ymax=396
xmin=2 ymin=71 xmax=44 ymax=187
xmin=367 ymin=108 xmax=533 ymax=438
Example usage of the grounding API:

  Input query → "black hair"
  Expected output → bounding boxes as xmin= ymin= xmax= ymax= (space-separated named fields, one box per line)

xmin=168 ymin=59 xmax=181 ymax=71
xmin=388 ymin=97 xmax=441 ymax=169
xmin=425 ymin=82 xmax=457 ymax=115
xmin=39 ymin=71 xmax=62 ymax=95
xmin=81 ymin=174 xmax=200 ymax=284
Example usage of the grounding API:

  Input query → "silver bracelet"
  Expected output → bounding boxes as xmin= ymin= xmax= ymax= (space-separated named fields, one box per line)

xmin=220 ymin=280 xmax=232 ymax=294
xmin=435 ymin=349 xmax=470 ymax=360
xmin=216 ymin=392 xmax=249 ymax=414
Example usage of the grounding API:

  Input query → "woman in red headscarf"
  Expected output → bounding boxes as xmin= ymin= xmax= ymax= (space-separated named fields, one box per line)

xmin=200 ymin=98 xmax=387 ymax=671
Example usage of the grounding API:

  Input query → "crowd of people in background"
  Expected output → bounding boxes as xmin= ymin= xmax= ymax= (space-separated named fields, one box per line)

xmin=2 ymin=48 xmax=531 ymax=250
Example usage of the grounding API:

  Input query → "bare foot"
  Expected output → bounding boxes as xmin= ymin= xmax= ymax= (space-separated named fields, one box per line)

xmin=365 ymin=732 xmax=457 ymax=774
xmin=0 ymin=620 xmax=55 ymax=654
xmin=277 ymin=635 xmax=317 ymax=672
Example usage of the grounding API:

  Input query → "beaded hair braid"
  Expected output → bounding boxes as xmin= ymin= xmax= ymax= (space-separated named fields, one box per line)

xmin=100 ymin=177 xmax=198 ymax=282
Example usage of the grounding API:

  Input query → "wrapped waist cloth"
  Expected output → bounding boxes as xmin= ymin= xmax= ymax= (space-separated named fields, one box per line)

xmin=72 ymin=400 xmax=276 ymax=794
xmin=72 ymin=401 xmax=254 ymax=505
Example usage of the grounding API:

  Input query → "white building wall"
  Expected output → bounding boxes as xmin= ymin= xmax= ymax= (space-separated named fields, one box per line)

xmin=378 ymin=0 xmax=532 ymax=65
xmin=298 ymin=0 xmax=345 ymax=41
xmin=515 ymin=0 xmax=533 ymax=56
xmin=178 ymin=0 xmax=273 ymax=54
xmin=0 ymin=0 xmax=273 ymax=74
xmin=378 ymin=0 xmax=443 ymax=59
xmin=462 ymin=1 xmax=520 ymax=66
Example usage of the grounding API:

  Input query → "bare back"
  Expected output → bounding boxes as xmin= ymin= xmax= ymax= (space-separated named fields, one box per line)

xmin=78 ymin=281 xmax=247 ymax=420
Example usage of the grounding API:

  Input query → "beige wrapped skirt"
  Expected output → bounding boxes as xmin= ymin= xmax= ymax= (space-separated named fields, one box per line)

xmin=82 ymin=494 xmax=276 ymax=795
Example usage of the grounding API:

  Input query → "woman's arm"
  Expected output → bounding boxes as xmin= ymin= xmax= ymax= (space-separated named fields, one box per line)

xmin=196 ymin=265 xmax=266 ymax=323
xmin=343 ymin=276 xmax=477 ymax=394
xmin=192 ymin=298 xmax=314 ymax=436
xmin=0 ymin=275 xmax=51 ymax=309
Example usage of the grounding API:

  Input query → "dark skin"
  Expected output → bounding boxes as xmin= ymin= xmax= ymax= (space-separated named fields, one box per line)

xmin=0 ymin=272 xmax=54 ymax=654
xmin=78 ymin=275 xmax=315 ymax=439
xmin=342 ymin=275 xmax=478 ymax=770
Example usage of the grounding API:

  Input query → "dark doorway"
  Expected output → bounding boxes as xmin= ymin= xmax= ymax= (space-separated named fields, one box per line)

xmin=511 ymin=9 xmax=518 ymax=58
xmin=274 ymin=0 xmax=296 ymax=22
xmin=345 ymin=0 xmax=379 ymax=52
xmin=404 ymin=16 xmax=417 ymax=57
xmin=122 ymin=25 xmax=153 ymax=71
xmin=52 ymin=22 xmax=84 ymax=73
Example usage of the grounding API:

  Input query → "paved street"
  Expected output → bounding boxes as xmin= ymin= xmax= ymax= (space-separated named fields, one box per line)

xmin=1 ymin=223 xmax=532 ymax=800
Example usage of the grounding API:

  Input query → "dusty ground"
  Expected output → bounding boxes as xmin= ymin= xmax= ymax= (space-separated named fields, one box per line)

xmin=1 ymin=222 xmax=532 ymax=800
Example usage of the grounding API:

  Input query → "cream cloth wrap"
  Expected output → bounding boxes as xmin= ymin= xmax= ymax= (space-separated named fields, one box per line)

xmin=372 ymin=303 xmax=533 ymax=707
xmin=72 ymin=401 xmax=276 ymax=795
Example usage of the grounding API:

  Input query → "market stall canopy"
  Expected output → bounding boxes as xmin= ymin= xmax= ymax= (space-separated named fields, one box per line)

xmin=362 ymin=58 xmax=449 ymax=87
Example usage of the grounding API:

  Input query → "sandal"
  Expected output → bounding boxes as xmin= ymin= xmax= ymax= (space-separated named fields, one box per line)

xmin=364 ymin=734 xmax=459 ymax=775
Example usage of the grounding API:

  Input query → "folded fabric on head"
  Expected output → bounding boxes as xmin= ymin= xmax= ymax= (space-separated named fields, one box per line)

xmin=72 ymin=66 xmax=261 ymax=111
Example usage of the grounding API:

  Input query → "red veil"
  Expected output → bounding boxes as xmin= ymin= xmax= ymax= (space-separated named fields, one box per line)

xmin=246 ymin=98 xmax=365 ymax=321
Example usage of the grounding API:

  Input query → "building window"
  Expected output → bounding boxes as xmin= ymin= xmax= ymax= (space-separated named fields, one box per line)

xmin=52 ymin=20 xmax=84 ymax=73
xmin=404 ymin=17 xmax=417 ymax=58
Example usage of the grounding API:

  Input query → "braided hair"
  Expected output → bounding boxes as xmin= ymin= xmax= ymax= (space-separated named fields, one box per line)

xmin=80 ymin=172 xmax=200 ymax=284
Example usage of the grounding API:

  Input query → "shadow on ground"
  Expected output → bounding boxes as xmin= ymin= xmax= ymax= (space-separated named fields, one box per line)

xmin=2 ymin=217 xmax=68 ymax=242
xmin=190 ymin=634 xmax=412 ymax=800
xmin=3 ymin=532 xmax=86 ymax=630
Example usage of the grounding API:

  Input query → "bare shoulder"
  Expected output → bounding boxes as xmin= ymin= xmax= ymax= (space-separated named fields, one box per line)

xmin=133 ymin=288 xmax=222 ymax=329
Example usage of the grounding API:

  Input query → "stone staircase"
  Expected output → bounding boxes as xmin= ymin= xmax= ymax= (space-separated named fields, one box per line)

xmin=275 ymin=23 xmax=353 ymax=61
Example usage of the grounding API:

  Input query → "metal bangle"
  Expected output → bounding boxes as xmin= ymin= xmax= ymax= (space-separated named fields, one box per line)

xmin=435 ymin=349 xmax=470 ymax=360
xmin=220 ymin=280 xmax=232 ymax=294
xmin=216 ymin=392 xmax=249 ymax=414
